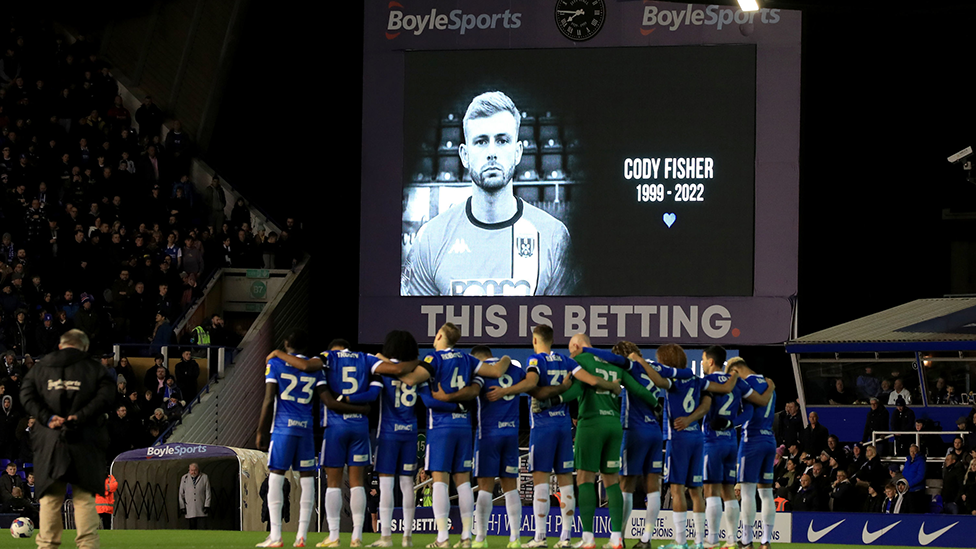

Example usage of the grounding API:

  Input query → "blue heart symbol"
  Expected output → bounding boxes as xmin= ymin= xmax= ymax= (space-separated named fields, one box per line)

xmin=663 ymin=212 xmax=676 ymax=228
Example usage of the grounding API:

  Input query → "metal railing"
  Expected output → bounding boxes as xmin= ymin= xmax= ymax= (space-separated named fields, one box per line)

xmin=869 ymin=430 xmax=967 ymax=462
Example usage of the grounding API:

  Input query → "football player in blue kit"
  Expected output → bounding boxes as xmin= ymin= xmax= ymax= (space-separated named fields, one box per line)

xmin=466 ymin=345 xmax=538 ymax=548
xmin=257 ymin=330 xmax=369 ymax=549
xmin=368 ymin=330 xmax=465 ymax=548
xmin=725 ymin=357 xmax=777 ymax=549
xmin=522 ymin=325 xmax=621 ymax=549
xmin=699 ymin=348 xmax=774 ymax=549
xmin=367 ymin=330 xmax=425 ymax=548
xmin=583 ymin=344 xmax=692 ymax=549
xmin=639 ymin=344 xmax=737 ymax=549
xmin=397 ymin=323 xmax=511 ymax=548
xmin=268 ymin=339 xmax=398 ymax=547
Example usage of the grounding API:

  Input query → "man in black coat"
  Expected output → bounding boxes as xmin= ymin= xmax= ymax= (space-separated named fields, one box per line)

xmin=777 ymin=400 xmax=803 ymax=448
xmin=802 ymin=411 xmax=830 ymax=458
xmin=863 ymin=397 xmax=890 ymax=453
xmin=793 ymin=474 xmax=822 ymax=512
xmin=891 ymin=397 xmax=916 ymax=455
xmin=19 ymin=329 xmax=115 ymax=549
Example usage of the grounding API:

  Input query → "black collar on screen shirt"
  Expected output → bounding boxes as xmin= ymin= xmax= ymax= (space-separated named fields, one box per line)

xmin=465 ymin=196 xmax=524 ymax=230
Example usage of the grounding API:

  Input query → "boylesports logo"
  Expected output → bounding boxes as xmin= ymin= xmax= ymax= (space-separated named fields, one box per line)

xmin=385 ymin=2 xmax=522 ymax=40
xmin=146 ymin=445 xmax=208 ymax=458
xmin=639 ymin=4 xmax=782 ymax=34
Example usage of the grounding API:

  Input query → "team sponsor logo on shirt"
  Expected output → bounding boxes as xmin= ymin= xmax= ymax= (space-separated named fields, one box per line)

xmin=449 ymin=238 xmax=472 ymax=254
xmin=497 ymin=421 xmax=516 ymax=429
xmin=516 ymin=237 xmax=534 ymax=258
xmin=547 ymin=410 xmax=566 ymax=417
xmin=287 ymin=419 xmax=309 ymax=428
xmin=395 ymin=424 xmax=414 ymax=432
xmin=450 ymin=278 xmax=533 ymax=296
xmin=599 ymin=410 xmax=615 ymax=416
xmin=452 ymin=413 xmax=468 ymax=419
xmin=343 ymin=413 xmax=363 ymax=419
xmin=353 ymin=454 xmax=370 ymax=463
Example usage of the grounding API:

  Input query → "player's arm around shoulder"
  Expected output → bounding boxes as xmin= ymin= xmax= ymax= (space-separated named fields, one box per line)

xmin=431 ymin=379 xmax=481 ymax=403
xmin=399 ymin=354 xmax=435 ymax=386
xmin=265 ymin=349 xmax=323 ymax=372
xmin=704 ymin=370 xmax=739 ymax=394
xmin=572 ymin=357 xmax=621 ymax=395
xmin=621 ymin=368 xmax=658 ymax=406
xmin=474 ymin=355 xmax=510 ymax=378
xmin=627 ymin=353 xmax=672 ymax=389
xmin=742 ymin=377 xmax=775 ymax=406
xmin=372 ymin=353 xmax=421 ymax=376
xmin=316 ymin=383 xmax=370 ymax=414
xmin=487 ymin=369 xmax=539 ymax=402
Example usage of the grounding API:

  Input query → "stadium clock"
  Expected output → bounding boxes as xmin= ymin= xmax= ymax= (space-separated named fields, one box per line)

xmin=555 ymin=0 xmax=605 ymax=42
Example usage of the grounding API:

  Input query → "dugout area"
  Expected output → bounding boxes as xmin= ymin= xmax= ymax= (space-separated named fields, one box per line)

xmin=111 ymin=443 xmax=308 ymax=531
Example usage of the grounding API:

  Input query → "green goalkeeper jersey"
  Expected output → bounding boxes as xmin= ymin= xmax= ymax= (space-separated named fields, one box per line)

xmin=561 ymin=352 xmax=658 ymax=422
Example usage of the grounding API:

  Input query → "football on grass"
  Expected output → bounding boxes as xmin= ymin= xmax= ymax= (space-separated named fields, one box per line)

xmin=10 ymin=517 xmax=34 ymax=538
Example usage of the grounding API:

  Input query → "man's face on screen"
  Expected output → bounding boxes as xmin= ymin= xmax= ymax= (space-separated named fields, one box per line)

xmin=461 ymin=112 xmax=522 ymax=193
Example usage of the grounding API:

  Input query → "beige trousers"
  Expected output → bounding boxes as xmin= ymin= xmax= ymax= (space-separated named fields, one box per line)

xmin=37 ymin=481 xmax=100 ymax=549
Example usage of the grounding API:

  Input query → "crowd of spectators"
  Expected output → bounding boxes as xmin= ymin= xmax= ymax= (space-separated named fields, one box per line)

xmin=0 ymin=22 xmax=304 ymax=359
xmin=0 ymin=21 xmax=309 ymax=477
xmin=772 ymin=397 xmax=976 ymax=515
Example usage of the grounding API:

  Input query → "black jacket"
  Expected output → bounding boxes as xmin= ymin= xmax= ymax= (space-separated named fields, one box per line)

xmin=793 ymin=486 xmax=822 ymax=512
xmin=863 ymin=404 xmax=889 ymax=444
xmin=19 ymin=347 xmax=115 ymax=498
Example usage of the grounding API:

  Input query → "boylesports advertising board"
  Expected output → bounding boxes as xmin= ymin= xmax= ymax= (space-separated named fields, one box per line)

xmin=361 ymin=1 xmax=800 ymax=345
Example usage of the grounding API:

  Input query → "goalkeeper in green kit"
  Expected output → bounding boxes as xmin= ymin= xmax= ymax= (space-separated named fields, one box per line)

xmin=534 ymin=333 xmax=660 ymax=549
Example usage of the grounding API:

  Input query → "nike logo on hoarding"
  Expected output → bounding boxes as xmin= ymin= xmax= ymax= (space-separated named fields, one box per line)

xmin=807 ymin=519 xmax=845 ymax=542
xmin=918 ymin=522 xmax=958 ymax=546
xmin=862 ymin=521 xmax=900 ymax=544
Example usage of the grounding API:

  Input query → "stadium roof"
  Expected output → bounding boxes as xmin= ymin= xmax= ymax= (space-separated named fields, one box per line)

xmin=786 ymin=297 xmax=976 ymax=353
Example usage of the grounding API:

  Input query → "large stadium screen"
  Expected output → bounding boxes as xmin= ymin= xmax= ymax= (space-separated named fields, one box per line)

xmin=361 ymin=1 xmax=800 ymax=346
xmin=399 ymin=46 xmax=756 ymax=298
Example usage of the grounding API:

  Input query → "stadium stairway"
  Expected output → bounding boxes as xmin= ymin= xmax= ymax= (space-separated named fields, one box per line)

xmin=167 ymin=257 xmax=312 ymax=448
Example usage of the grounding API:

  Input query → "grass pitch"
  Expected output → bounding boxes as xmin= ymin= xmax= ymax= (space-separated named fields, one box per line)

xmin=11 ymin=530 xmax=919 ymax=549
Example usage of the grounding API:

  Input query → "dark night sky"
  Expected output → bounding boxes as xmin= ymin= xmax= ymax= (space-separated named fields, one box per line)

xmin=62 ymin=1 xmax=976 ymax=381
